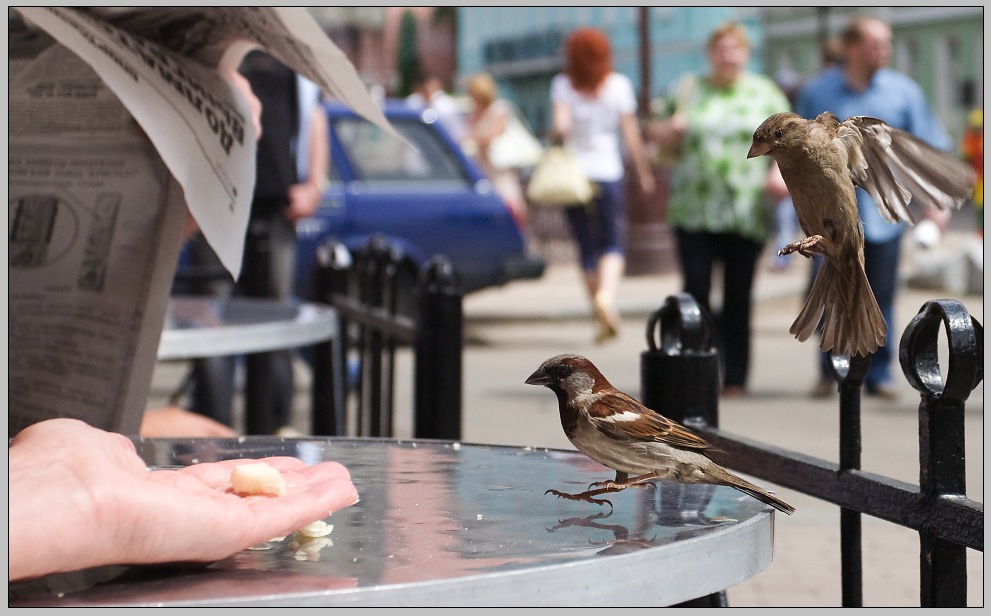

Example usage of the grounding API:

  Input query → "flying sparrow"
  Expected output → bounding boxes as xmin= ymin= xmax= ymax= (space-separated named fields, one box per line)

xmin=748 ymin=112 xmax=975 ymax=357
xmin=525 ymin=354 xmax=795 ymax=515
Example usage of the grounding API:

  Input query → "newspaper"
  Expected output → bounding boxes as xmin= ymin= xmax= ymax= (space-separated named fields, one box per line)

xmin=7 ymin=7 xmax=390 ymax=434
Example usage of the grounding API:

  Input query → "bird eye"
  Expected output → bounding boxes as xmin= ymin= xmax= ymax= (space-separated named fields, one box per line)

xmin=773 ymin=129 xmax=783 ymax=139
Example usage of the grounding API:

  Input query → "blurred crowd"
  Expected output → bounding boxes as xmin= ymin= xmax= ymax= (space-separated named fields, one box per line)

xmin=405 ymin=16 xmax=977 ymax=402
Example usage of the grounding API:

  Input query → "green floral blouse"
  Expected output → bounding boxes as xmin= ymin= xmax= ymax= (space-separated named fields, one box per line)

xmin=665 ymin=72 xmax=790 ymax=243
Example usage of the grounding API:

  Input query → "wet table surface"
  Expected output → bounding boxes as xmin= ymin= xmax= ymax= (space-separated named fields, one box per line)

xmin=9 ymin=438 xmax=776 ymax=607
xmin=157 ymin=295 xmax=337 ymax=360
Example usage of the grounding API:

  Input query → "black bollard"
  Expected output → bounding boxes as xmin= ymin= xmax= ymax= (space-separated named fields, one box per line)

xmin=640 ymin=293 xmax=719 ymax=426
xmin=414 ymin=255 xmax=463 ymax=440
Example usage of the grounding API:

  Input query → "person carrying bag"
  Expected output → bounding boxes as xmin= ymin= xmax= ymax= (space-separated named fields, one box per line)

xmin=487 ymin=101 xmax=543 ymax=171
xmin=546 ymin=28 xmax=655 ymax=345
xmin=463 ymin=72 xmax=534 ymax=222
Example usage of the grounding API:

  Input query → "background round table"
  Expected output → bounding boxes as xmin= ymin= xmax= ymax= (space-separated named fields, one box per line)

xmin=157 ymin=296 xmax=337 ymax=360
xmin=9 ymin=438 xmax=776 ymax=607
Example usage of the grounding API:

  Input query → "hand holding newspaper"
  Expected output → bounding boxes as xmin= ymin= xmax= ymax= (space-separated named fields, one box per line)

xmin=8 ymin=8 xmax=390 ymax=433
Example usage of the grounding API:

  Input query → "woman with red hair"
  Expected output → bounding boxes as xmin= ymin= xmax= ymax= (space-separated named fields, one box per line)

xmin=551 ymin=28 xmax=655 ymax=344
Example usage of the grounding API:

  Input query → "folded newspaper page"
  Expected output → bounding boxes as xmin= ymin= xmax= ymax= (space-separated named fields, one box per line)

xmin=8 ymin=7 xmax=389 ymax=434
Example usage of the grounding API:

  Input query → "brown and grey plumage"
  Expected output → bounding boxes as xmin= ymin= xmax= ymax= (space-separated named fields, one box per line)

xmin=526 ymin=354 xmax=795 ymax=514
xmin=748 ymin=112 xmax=975 ymax=357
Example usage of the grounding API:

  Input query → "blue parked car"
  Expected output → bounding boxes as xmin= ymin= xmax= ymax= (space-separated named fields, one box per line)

xmin=293 ymin=100 xmax=545 ymax=301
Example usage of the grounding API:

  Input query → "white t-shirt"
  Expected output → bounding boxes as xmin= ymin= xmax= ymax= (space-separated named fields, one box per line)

xmin=550 ymin=72 xmax=637 ymax=182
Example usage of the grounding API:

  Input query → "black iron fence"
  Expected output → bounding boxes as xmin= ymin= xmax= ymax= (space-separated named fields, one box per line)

xmin=308 ymin=242 xmax=980 ymax=605
xmin=641 ymin=293 xmax=983 ymax=607
xmin=309 ymin=235 xmax=463 ymax=439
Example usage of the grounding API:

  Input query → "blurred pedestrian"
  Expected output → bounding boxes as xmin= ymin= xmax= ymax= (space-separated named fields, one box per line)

xmin=650 ymin=21 xmax=790 ymax=396
xmin=550 ymin=27 xmax=655 ymax=344
xmin=405 ymin=69 xmax=468 ymax=144
xmin=184 ymin=50 xmax=328 ymax=433
xmin=797 ymin=15 xmax=955 ymax=400
xmin=462 ymin=71 xmax=529 ymax=224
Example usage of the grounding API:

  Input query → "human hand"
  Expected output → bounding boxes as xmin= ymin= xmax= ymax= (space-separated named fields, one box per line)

xmin=646 ymin=114 xmax=686 ymax=150
xmin=140 ymin=406 xmax=237 ymax=437
xmin=286 ymin=181 xmax=322 ymax=222
xmin=182 ymin=211 xmax=200 ymax=242
xmin=639 ymin=169 xmax=657 ymax=195
xmin=9 ymin=418 xmax=358 ymax=582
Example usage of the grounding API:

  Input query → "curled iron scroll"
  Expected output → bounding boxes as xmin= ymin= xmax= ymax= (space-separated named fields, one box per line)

xmin=646 ymin=293 xmax=714 ymax=355
xmin=899 ymin=299 xmax=983 ymax=401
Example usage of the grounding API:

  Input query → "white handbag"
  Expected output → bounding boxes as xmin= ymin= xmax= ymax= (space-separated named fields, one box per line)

xmin=487 ymin=104 xmax=544 ymax=170
xmin=525 ymin=146 xmax=596 ymax=207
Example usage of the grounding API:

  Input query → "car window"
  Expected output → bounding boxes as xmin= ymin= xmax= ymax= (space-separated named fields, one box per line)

xmin=332 ymin=117 xmax=472 ymax=184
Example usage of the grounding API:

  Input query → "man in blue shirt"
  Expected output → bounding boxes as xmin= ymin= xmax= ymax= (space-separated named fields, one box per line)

xmin=795 ymin=15 xmax=953 ymax=400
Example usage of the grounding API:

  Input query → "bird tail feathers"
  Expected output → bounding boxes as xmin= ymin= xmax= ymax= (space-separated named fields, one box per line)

xmin=708 ymin=465 xmax=795 ymax=515
xmin=790 ymin=259 xmax=886 ymax=357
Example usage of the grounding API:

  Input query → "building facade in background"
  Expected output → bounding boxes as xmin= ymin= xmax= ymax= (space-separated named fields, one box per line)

xmin=312 ymin=7 xmax=458 ymax=97
xmin=314 ymin=7 xmax=981 ymax=145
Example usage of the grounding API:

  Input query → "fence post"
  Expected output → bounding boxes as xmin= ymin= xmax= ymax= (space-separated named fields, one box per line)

xmin=310 ymin=239 xmax=350 ymax=435
xmin=356 ymin=236 xmax=398 ymax=437
xmin=640 ymin=293 xmax=724 ymax=608
xmin=900 ymin=299 xmax=984 ymax=607
xmin=828 ymin=351 xmax=870 ymax=607
xmin=414 ymin=255 xmax=463 ymax=440
xmin=640 ymin=293 xmax=720 ymax=426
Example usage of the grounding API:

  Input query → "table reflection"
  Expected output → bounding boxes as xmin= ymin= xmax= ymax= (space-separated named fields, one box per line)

xmin=10 ymin=438 xmax=774 ymax=607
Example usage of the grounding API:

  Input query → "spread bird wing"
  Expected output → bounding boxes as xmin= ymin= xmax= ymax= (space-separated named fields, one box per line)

xmin=588 ymin=391 xmax=713 ymax=451
xmin=837 ymin=116 xmax=976 ymax=224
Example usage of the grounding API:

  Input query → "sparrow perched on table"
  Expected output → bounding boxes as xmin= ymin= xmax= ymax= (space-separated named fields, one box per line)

xmin=525 ymin=354 xmax=795 ymax=514
xmin=747 ymin=112 xmax=976 ymax=357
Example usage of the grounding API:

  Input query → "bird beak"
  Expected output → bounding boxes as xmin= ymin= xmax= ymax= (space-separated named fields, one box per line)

xmin=525 ymin=369 xmax=549 ymax=386
xmin=747 ymin=142 xmax=770 ymax=159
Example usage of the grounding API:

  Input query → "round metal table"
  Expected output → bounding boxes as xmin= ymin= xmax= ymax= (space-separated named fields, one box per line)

xmin=157 ymin=295 xmax=337 ymax=360
xmin=9 ymin=438 xmax=776 ymax=607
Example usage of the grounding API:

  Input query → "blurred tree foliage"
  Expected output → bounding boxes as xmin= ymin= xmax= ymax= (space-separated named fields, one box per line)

xmin=396 ymin=9 xmax=420 ymax=98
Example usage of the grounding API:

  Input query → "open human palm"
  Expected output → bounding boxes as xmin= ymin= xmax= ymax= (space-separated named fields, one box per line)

xmin=9 ymin=418 xmax=358 ymax=581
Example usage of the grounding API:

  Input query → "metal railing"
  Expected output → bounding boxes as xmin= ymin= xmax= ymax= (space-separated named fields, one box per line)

xmin=641 ymin=293 xmax=983 ymax=607
xmin=309 ymin=235 xmax=463 ymax=439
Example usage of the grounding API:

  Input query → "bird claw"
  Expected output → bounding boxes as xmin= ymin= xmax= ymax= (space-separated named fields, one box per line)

xmin=778 ymin=235 xmax=825 ymax=259
xmin=588 ymin=480 xmax=654 ymax=492
xmin=545 ymin=488 xmax=614 ymax=509
xmin=588 ymin=479 xmax=618 ymax=490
